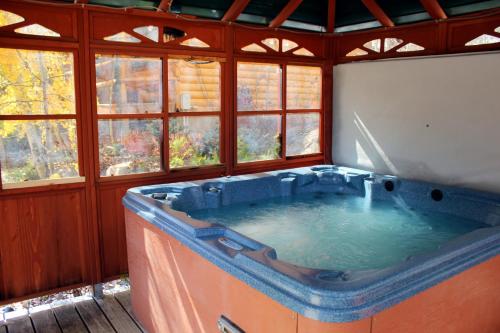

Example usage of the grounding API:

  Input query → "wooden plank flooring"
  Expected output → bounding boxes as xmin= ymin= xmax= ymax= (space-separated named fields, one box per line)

xmin=0 ymin=291 xmax=144 ymax=333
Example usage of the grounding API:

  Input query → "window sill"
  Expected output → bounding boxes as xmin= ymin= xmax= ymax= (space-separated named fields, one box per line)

xmin=1 ymin=176 xmax=86 ymax=190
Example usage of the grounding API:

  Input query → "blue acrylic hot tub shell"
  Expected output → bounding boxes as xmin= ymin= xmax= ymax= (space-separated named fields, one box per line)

xmin=122 ymin=165 xmax=500 ymax=322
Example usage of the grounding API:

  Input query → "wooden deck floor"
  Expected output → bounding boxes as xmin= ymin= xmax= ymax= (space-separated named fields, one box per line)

xmin=0 ymin=291 xmax=144 ymax=333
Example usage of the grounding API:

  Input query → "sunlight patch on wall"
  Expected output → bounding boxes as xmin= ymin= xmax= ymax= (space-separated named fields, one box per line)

xmin=354 ymin=112 xmax=398 ymax=174
xmin=355 ymin=140 xmax=374 ymax=169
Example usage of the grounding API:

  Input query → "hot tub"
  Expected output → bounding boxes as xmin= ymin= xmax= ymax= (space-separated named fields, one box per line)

xmin=123 ymin=166 xmax=500 ymax=333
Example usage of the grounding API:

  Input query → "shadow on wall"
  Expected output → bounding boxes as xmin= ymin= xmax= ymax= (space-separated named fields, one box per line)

xmin=334 ymin=109 xmax=500 ymax=193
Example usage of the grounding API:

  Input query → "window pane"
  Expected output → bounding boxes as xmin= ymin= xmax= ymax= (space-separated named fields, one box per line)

xmin=0 ymin=48 xmax=75 ymax=115
xmin=169 ymin=116 xmax=220 ymax=168
xmin=286 ymin=65 xmax=321 ymax=110
xmin=95 ymin=55 xmax=162 ymax=114
xmin=0 ymin=120 xmax=78 ymax=184
xmin=98 ymin=119 xmax=163 ymax=176
xmin=237 ymin=115 xmax=281 ymax=163
xmin=286 ymin=113 xmax=320 ymax=156
xmin=168 ymin=59 xmax=221 ymax=112
xmin=237 ymin=62 xmax=282 ymax=111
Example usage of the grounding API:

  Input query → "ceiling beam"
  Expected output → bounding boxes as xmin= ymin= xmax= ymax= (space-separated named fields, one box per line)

xmin=361 ymin=0 xmax=394 ymax=27
xmin=420 ymin=0 xmax=448 ymax=19
xmin=327 ymin=0 xmax=336 ymax=33
xmin=157 ymin=0 xmax=172 ymax=12
xmin=269 ymin=0 xmax=303 ymax=28
xmin=222 ymin=0 xmax=252 ymax=22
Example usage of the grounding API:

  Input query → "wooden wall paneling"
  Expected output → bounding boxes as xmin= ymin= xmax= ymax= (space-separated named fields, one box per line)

xmin=97 ymin=185 xmax=130 ymax=279
xmin=0 ymin=189 xmax=89 ymax=301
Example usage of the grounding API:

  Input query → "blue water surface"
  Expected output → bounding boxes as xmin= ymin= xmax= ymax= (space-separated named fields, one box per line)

xmin=188 ymin=192 xmax=488 ymax=270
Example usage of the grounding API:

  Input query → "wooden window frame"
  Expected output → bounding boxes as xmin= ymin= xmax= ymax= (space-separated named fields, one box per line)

xmin=233 ymin=56 xmax=325 ymax=172
xmin=91 ymin=49 xmax=226 ymax=182
xmin=0 ymin=43 xmax=85 ymax=190
xmin=166 ymin=56 xmax=226 ymax=172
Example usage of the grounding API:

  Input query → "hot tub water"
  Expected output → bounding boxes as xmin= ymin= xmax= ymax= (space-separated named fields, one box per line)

xmin=188 ymin=191 xmax=487 ymax=270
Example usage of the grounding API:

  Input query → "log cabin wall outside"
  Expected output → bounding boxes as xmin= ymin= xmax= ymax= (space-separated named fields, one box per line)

xmin=0 ymin=0 xmax=498 ymax=303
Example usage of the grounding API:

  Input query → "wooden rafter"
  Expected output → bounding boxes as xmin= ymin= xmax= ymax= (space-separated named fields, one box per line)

xmin=420 ymin=0 xmax=447 ymax=20
xmin=361 ymin=0 xmax=394 ymax=27
xmin=269 ymin=0 xmax=303 ymax=28
xmin=222 ymin=0 xmax=252 ymax=22
xmin=327 ymin=0 xmax=336 ymax=33
xmin=157 ymin=0 xmax=172 ymax=12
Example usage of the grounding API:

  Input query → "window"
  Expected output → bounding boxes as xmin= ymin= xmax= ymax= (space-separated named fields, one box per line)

xmin=168 ymin=59 xmax=221 ymax=168
xmin=0 ymin=48 xmax=79 ymax=186
xmin=237 ymin=62 xmax=282 ymax=163
xmin=236 ymin=62 xmax=322 ymax=163
xmin=286 ymin=65 xmax=321 ymax=110
xmin=237 ymin=62 xmax=282 ymax=112
xmin=95 ymin=55 xmax=163 ymax=176
xmin=95 ymin=55 xmax=222 ymax=176
xmin=286 ymin=65 xmax=321 ymax=156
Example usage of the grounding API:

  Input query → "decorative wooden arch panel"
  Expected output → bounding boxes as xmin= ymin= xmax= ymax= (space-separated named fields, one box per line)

xmin=0 ymin=2 xmax=78 ymax=41
xmin=335 ymin=23 xmax=441 ymax=63
xmin=90 ymin=11 xmax=225 ymax=51
xmin=233 ymin=26 xmax=326 ymax=59
xmin=447 ymin=14 xmax=500 ymax=53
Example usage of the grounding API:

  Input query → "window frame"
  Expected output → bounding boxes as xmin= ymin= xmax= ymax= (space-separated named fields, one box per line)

xmin=91 ymin=49 xmax=225 ymax=181
xmin=167 ymin=55 xmax=225 ymax=171
xmin=234 ymin=56 xmax=324 ymax=169
xmin=0 ymin=43 xmax=84 ymax=190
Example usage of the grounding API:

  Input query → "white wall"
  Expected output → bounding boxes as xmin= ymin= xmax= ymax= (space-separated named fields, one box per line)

xmin=333 ymin=52 xmax=500 ymax=193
